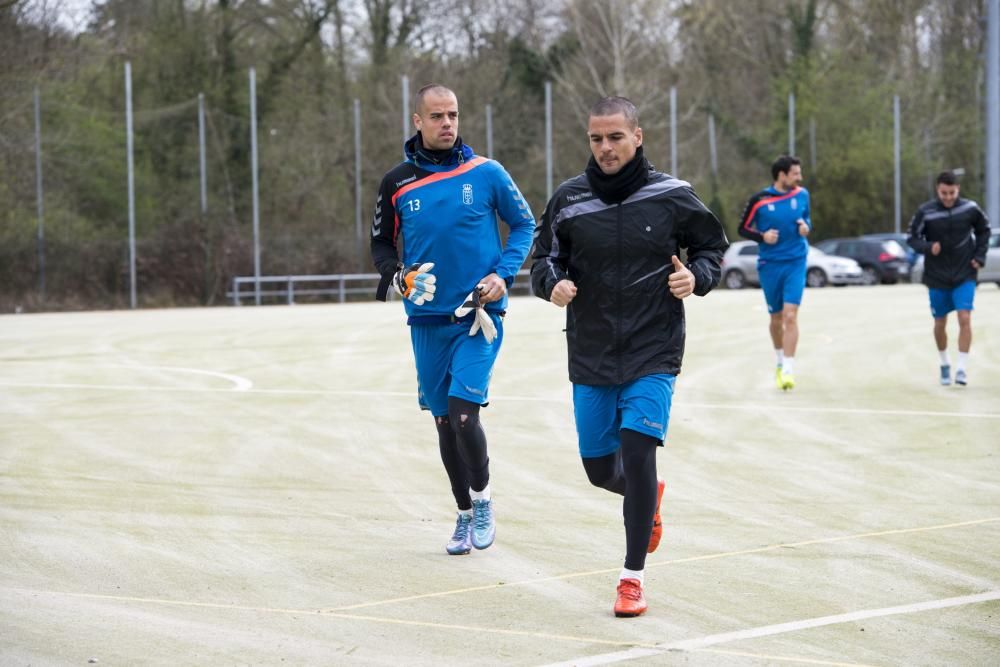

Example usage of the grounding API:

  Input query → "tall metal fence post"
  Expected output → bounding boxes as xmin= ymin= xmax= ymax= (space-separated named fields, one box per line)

xmin=198 ymin=92 xmax=207 ymax=215
xmin=485 ymin=103 xmax=494 ymax=160
xmin=788 ymin=92 xmax=796 ymax=156
xmin=987 ymin=0 xmax=999 ymax=226
xmin=809 ymin=118 xmax=816 ymax=172
xmin=708 ymin=112 xmax=717 ymax=177
xmin=670 ymin=86 xmax=677 ymax=175
xmin=249 ymin=67 xmax=261 ymax=305
xmin=125 ymin=61 xmax=137 ymax=309
xmin=401 ymin=75 xmax=409 ymax=160
xmin=894 ymin=95 xmax=901 ymax=235
xmin=545 ymin=81 xmax=552 ymax=201
xmin=34 ymin=86 xmax=45 ymax=299
xmin=355 ymin=98 xmax=363 ymax=272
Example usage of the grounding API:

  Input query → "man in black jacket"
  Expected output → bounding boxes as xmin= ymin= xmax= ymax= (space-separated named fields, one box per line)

xmin=531 ymin=96 xmax=728 ymax=618
xmin=907 ymin=170 xmax=990 ymax=386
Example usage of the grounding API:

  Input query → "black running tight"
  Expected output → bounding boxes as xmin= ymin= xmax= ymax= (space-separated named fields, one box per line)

xmin=434 ymin=397 xmax=490 ymax=510
xmin=581 ymin=429 xmax=659 ymax=571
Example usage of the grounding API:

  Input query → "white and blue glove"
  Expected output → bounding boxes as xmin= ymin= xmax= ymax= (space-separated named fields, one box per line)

xmin=454 ymin=286 xmax=497 ymax=343
xmin=392 ymin=262 xmax=436 ymax=305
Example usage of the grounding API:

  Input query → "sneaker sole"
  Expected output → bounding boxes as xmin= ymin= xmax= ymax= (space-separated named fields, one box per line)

xmin=614 ymin=608 xmax=647 ymax=618
xmin=447 ymin=547 xmax=472 ymax=555
xmin=472 ymin=537 xmax=494 ymax=550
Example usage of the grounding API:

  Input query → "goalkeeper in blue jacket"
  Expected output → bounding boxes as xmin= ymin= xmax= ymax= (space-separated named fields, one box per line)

xmin=371 ymin=84 xmax=535 ymax=555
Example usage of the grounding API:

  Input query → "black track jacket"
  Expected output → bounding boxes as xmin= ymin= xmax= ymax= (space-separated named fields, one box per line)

xmin=907 ymin=197 xmax=990 ymax=289
xmin=531 ymin=171 xmax=729 ymax=385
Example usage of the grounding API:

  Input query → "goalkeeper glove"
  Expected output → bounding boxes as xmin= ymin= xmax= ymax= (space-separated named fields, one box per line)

xmin=454 ymin=286 xmax=497 ymax=343
xmin=392 ymin=262 xmax=436 ymax=305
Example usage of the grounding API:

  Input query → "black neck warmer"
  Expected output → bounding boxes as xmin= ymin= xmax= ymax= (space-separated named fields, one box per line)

xmin=585 ymin=146 xmax=650 ymax=204
xmin=414 ymin=132 xmax=465 ymax=165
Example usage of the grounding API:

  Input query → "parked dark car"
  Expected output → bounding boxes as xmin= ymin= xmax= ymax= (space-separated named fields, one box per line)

xmin=814 ymin=237 xmax=910 ymax=285
xmin=861 ymin=232 xmax=919 ymax=270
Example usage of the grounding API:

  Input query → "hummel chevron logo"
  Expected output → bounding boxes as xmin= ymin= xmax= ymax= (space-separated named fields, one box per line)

xmin=372 ymin=194 xmax=383 ymax=236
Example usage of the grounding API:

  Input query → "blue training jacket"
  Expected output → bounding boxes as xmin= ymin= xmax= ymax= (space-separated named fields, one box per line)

xmin=371 ymin=134 xmax=535 ymax=318
xmin=737 ymin=186 xmax=811 ymax=262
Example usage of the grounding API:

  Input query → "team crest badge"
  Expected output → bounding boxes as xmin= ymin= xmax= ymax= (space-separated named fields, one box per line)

xmin=462 ymin=184 xmax=474 ymax=205
xmin=791 ymin=198 xmax=798 ymax=210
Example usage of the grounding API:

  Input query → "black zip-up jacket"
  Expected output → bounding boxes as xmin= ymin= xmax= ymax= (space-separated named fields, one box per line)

xmin=531 ymin=171 xmax=728 ymax=385
xmin=907 ymin=197 xmax=990 ymax=289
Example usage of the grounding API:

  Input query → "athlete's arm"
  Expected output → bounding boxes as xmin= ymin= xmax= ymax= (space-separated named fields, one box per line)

xmin=906 ymin=207 xmax=931 ymax=255
xmin=531 ymin=192 xmax=571 ymax=302
xmin=737 ymin=192 xmax=766 ymax=243
xmin=371 ymin=173 xmax=402 ymax=301
xmin=491 ymin=163 xmax=536 ymax=289
xmin=675 ymin=187 xmax=729 ymax=297
xmin=972 ymin=205 xmax=990 ymax=268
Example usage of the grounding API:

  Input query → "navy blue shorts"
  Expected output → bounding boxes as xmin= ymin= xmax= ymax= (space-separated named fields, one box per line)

xmin=929 ymin=280 xmax=976 ymax=318
xmin=572 ymin=374 xmax=676 ymax=458
xmin=759 ymin=258 xmax=806 ymax=314
xmin=410 ymin=314 xmax=504 ymax=416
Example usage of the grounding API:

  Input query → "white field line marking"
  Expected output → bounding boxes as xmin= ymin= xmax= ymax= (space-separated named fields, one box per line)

xmin=7 ymin=586 xmax=994 ymax=665
xmin=696 ymin=647 xmax=877 ymax=667
xmin=324 ymin=517 xmax=1000 ymax=612
xmin=2 ymin=587 xmax=657 ymax=651
xmin=108 ymin=364 xmax=254 ymax=391
xmin=541 ymin=591 xmax=1000 ymax=667
xmin=1 ymin=381 xmax=998 ymax=420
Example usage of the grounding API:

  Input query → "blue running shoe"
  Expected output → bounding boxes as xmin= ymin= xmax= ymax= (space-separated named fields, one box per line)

xmin=471 ymin=498 xmax=495 ymax=550
xmin=446 ymin=512 xmax=473 ymax=555
xmin=940 ymin=364 xmax=951 ymax=386
xmin=955 ymin=369 xmax=967 ymax=386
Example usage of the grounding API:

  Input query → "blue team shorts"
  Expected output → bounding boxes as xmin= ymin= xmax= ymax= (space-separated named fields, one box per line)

xmin=572 ymin=374 xmax=676 ymax=458
xmin=929 ymin=280 xmax=976 ymax=318
xmin=758 ymin=258 xmax=807 ymax=314
xmin=410 ymin=314 xmax=504 ymax=416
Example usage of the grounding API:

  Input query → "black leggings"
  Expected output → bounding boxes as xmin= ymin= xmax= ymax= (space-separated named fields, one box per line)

xmin=581 ymin=429 xmax=659 ymax=571
xmin=435 ymin=397 xmax=490 ymax=510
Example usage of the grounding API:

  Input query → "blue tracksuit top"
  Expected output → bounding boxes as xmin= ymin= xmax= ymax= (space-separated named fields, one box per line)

xmin=370 ymin=136 xmax=535 ymax=318
xmin=737 ymin=186 xmax=811 ymax=262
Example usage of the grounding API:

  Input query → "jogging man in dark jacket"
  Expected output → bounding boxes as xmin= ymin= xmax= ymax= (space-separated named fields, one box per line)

xmin=907 ymin=170 xmax=990 ymax=386
xmin=531 ymin=96 xmax=728 ymax=618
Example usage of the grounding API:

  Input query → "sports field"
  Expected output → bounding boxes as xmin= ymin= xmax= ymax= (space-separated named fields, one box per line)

xmin=1 ymin=283 xmax=998 ymax=666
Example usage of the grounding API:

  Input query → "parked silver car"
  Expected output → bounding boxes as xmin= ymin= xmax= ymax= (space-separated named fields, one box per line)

xmin=909 ymin=228 xmax=1000 ymax=285
xmin=721 ymin=240 xmax=864 ymax=289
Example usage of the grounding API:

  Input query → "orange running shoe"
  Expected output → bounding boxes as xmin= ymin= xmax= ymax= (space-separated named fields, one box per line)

xmin=614 ymin=578 xmax=647 ymax=618
xmin=647 ymin=478 xmax=665 ymax=553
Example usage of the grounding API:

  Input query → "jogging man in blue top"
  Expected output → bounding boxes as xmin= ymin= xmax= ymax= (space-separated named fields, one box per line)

xmin=738 ymin=155 xmax=812 ymax=390
xmin=371 ymin=84 xmax=535 ymax=555
xmin=907 ymin=170 xmax=990 ymax=386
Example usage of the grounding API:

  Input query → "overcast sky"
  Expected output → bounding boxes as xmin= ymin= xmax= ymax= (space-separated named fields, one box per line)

xmin=29 ymin=0 xmax=95 ymax=33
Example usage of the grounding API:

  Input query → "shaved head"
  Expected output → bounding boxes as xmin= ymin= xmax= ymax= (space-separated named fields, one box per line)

xmin=589 ymin=96 xmax=639 ymax=130
xmin=415 ymin=84 xmax=457 ymax=115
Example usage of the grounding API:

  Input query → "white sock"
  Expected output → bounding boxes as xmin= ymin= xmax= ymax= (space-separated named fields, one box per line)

xmin=956 ymin=352 xmax=968 ymax=372
xmin=620 ymin=567 xmax=644 ymax=584
xmin=775 ymin=349 xmax=784 ymax=367
xmin=458 ymin=508 xmax=473 ymax=518
xmin=782 ymin=357 xmax=795 ymax=375
xmin=470 ymin=485 xmax=491 ymax=502
xmin=939 ymin=350 xmax=950 ymax=367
